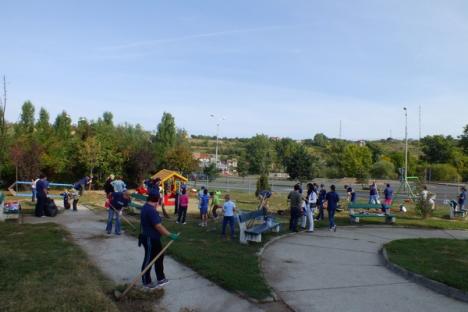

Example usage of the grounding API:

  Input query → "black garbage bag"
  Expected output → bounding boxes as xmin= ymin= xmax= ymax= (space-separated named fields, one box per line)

xmin=45 ymin=198 xmax=58 ymax=217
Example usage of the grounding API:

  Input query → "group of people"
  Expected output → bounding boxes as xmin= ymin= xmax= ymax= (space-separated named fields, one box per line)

xmin=33 ymin=174 xmax=92 ymax=217
xmin=195 ymin=186 xmax=237 ymax=239
xmin=288 ymin=183 xmax=340 ymax=233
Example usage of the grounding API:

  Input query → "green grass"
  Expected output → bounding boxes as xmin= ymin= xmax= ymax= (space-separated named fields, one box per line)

xmin=385 ymin=238 xmax=468 ymax=292
xmin=86 ymin=189 xmax=468 ymax=301
xmin=124 ymin=215 xmax=287 ymax=300
xmin=0 ymin=222 xmax=119 ymax=312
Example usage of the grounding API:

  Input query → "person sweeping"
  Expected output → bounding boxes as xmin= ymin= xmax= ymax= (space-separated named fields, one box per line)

xmin=140 ymin=192 xmax=179 ymax=289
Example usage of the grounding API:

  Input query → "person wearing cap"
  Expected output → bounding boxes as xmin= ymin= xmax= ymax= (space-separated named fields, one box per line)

xmin=106 ymin=190 xmax=131 ymax=235
xmin=140 ymin=193 xmax=179 ymax=289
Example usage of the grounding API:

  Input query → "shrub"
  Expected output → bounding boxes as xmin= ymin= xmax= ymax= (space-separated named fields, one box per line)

xmin=415 ymin=195 xmax=433 ymax=219
xmin=429 ymin=164 xmax=460 ymax=182
xmin=371 ymin=160 xmax=397 ymax=179
xmin=256 ymin=174 xmax=271 ymax=197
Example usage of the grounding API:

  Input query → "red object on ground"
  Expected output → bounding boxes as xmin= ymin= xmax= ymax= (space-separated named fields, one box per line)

xmin=163 ymin=194 xmax=175 ymax=206
xmin=136 ymin=186 xmax=148 ymax=195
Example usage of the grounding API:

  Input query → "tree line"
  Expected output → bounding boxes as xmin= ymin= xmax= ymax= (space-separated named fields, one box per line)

xmin=0 ymin=101 xmax=197 ymax=187
xmin=1 ymin=100 xmax=467 ymax=188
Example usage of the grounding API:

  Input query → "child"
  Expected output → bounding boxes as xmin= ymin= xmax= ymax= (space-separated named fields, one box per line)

xmin=177 ymin=188 xmax=189 ymax=224
xmin=61 ymin=190 xmax=71 ymax=209
xmin=211 ymin=190 xmax=222 ymax=219
xmin=222 ymin=194 xmax=236 ymax=239
xmin=70 ymin=188 xmax=80 ymax=211
xmin=199 ymin=189 xmax=210 ymax=227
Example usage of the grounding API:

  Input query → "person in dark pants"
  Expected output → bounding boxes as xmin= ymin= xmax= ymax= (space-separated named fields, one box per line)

xmin=140 ymin=193 xmax=180 ymax=289
xmin=106 ymin=191 xmax=131 ymax=235
xmin=316 ymin=184 xmax=327 ymax=221
xmin=177 ymin=188 xmax=189 ymax=224
xmin=35 ymin=174 xmax=48 ymax=217
xmin=288 ymin=184 xmax=302 ymax=232
xmin=221 ymin=194 xmax=236 ymax=239
xmin=324 ymin=185 xmax=340 ymax=232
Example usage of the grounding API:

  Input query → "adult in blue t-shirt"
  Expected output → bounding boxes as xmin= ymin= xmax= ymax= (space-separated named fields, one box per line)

xmin=325 ymin=185 xmax=340 ymax=231
xmin=221 ymin=194 xmax=237 ymax=239
xmin=140 ymin=194 xmax=179 ymax=289
xmin=459 ymin=187 xmax=467 ymax=210
xmin=106 ymin=191 xmax=131 ymax=235
xmin=35 ymin=174 xmax=49 ymax=217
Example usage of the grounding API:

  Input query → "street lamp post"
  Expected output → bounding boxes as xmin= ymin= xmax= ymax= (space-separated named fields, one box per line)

xmin=404 ymin=107 xmax=408 ymax=184
xmin=210 ymin=114 xmax=225 ymax=169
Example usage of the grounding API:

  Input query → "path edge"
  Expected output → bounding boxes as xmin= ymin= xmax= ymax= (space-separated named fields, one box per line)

xmin=381 ymin=247 xmax=468 ymax=303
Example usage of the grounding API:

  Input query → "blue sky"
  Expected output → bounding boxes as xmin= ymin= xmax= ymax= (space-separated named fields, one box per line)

xmin=1 ymin=0 xmax=467 ymax=140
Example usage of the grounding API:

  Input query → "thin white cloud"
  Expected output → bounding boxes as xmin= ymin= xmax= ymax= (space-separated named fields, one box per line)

xmin=99 ymin=24 xmax=308 ymax=51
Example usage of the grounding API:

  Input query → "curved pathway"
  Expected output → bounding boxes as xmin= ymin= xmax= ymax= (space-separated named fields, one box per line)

xmin=261 ymin=226 xmax=468 ymax=312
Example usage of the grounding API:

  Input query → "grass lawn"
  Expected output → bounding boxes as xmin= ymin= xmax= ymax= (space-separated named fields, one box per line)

xmin=0 ymin=221 xmax=119 ymax=312
xmin=385 ymin=238 xmax=468 ymax=292
xmin=123 ymin=213 xmax=287 ymax=300
xmin=78 ymin=189 xmax=468 ymax=301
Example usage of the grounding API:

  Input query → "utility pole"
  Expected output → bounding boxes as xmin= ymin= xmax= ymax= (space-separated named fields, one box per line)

xmin=210 ymin=114 xmax=225 ymax=169
xmin=0 ymin=75 xmax=6 ymax=137
xmin=339 ymin=120 xmax=342 ymax=139
xmin=404 ymin=107 xmax=408 ymax=182
xmin=418 ymin=104 xmax=422 ymax=141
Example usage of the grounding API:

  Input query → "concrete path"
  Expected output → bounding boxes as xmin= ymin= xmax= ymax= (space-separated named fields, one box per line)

xmin=261 ymin=226 xmax=468 ymax=312
xmin=25 ymin=206 xmax=264 ymax=312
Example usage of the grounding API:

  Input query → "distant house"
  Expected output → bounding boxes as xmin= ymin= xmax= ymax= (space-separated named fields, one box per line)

xmin=193 ymin=153 xmax=211 ymax=168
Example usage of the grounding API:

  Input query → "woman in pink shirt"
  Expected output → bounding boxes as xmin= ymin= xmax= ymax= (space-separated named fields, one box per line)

xmin=177 ymin=188 xmax=189 ymax=224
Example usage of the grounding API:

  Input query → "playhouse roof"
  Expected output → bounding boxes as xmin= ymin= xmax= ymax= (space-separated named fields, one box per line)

xmin=151 ymin=169 xmax=188 ymax=184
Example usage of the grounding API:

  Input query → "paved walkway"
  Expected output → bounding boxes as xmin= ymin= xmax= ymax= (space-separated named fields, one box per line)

xmin=261 ymin=226 xmax=468 ymax=312
xmin=25 ymin=206 xmax=264 ymax=312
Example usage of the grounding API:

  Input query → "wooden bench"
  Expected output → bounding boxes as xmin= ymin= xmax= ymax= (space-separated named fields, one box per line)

xmin=237 ymin=210 xmax=280 ymax=244
xmin=348 ymin=203 xmax=396 ymax=224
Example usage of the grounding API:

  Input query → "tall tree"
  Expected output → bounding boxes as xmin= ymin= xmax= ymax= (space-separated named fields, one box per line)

xmin=341 ymin=144 xmax=372 ymax=179
xmin=153 ymin=112 xmax=177 ymax=169
xmin=420 ymin=135 xmax=456 ymax=163
xmin=16 ymin=100 xmax=35 ymax=136
xmin=245 ymin=134 xmax=275 ymax=175
xmin=284 ymin=145 xmax=319 ymax=182
xmin=459 ymin=124 xmax=468 ymax=154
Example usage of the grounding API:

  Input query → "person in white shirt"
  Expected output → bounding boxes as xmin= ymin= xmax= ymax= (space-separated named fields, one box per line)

xmin=302 ymin=183 xmax=317 ymax=233
xmin=221 ymin=194 xmax=236 ymax=239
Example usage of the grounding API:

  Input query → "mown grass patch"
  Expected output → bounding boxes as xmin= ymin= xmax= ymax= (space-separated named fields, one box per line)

xmin=385 ymin=238 xmax=468 ymax=292
xmin=0 ymin=222 xmax=118 ymax=312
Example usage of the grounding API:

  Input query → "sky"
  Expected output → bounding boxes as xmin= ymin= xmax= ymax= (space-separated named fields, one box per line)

xmin=1 ymin=0 xmax=467 ymax=140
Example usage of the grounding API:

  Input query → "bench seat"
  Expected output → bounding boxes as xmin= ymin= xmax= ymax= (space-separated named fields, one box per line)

xmin=238 ymin=210 xmax=280 ymax=244
xmin=348 ymin=203 xmax=396 ymax=224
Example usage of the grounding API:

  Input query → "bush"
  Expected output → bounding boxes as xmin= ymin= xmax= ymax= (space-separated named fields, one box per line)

xmin=255 ymin=174 xmax=271 ymax=197
xmin=429 ymin=164 xmax=460 ymax=182
xmin=415 ymin=196 xmax=433 ymax=219
xmin=371 ymin=160 xmax=397 ymax=179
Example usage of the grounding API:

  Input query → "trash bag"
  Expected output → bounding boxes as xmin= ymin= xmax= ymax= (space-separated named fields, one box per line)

xmin=45 ymin=198 xmax=58 ymax=217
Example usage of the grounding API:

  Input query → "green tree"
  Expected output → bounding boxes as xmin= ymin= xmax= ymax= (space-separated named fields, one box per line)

xmin=154 ymin=112 xmax=177 ymax=169
xmin=429 ymin=164 xmax=460 ymax=182
xmin=236 ymin=151 xmax=249 ymax=179
xmin=245 ymin=134 xmax=275 ymax=175
xmin=15 ymin=101 xmax=35 ymax=136
xmin=460 ymin=124 xmax=468 ymax=154
xmin=165 ymin=145 xmax=198 ymax=175
xmin=284 ymin=145 xmax=319 ymax=182
xmin=255 ymin=174 xmax=271 ymax=196
xmin=341 ymin=144 xmax=372 ymax=179
xmin=371 ymin=159 xmax=397 ymax=179
xmin=203 ymin=163 xmax=218 ymax=182
xmin=420 ymin=135 xmax=456 ymax=163
xmin=313 ymin=133 xmax=328 ymax=147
